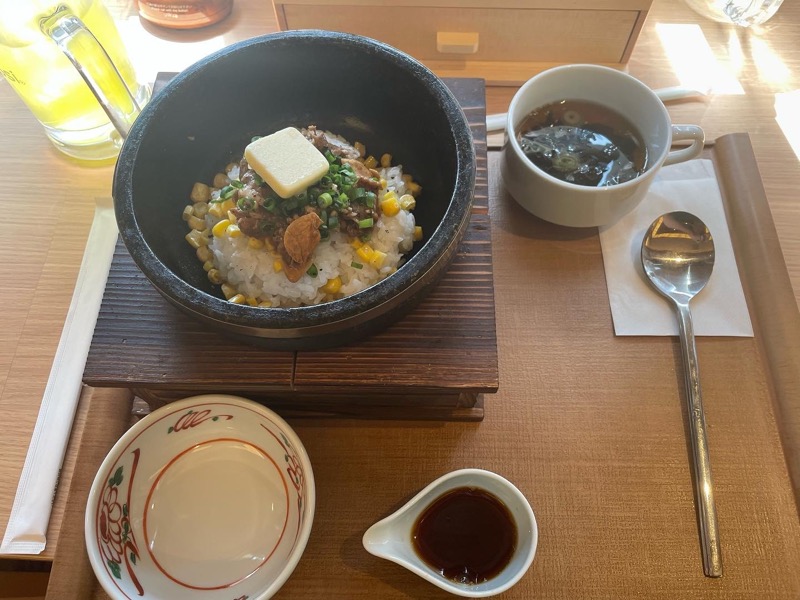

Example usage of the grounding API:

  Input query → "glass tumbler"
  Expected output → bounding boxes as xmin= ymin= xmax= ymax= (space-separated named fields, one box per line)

xmin=0 ymin=0 xmax=150 ymax=161
xmin=684 ymin=0 xmax=785 ymax=26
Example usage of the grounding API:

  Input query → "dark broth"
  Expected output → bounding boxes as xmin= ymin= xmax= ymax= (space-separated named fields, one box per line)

xmin=516 ymin=99 xmax=647 ymax=187
xmin=412 ymin=487 xmax=517 ymax=585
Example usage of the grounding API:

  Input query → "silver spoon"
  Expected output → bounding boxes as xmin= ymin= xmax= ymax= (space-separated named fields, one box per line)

xmin=641 ymin=211 xmax=722 ymax=578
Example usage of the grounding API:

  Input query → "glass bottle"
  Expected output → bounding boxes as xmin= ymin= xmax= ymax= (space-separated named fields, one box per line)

xmin=137 ymin=0 xmax=233 ymax=29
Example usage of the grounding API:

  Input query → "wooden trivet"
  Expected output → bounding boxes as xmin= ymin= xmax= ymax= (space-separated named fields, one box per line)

xmin=83 ymin=77 xmax=497 ymax=421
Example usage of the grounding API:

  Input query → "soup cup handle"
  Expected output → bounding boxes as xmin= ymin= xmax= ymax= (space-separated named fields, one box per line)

xmin=664 ymin=125 xmax=705 ymax=166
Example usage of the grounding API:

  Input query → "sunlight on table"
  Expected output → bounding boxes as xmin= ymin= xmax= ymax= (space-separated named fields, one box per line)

xmin=656 ymin=23 xmax=744 ymax=95
xmin=750 ymin=35 xmax=791 ymax=85
xmin=116 ymin=16 xmax=227 ymax=84
xmin=775 ymin=90 xmax=800 ymax=162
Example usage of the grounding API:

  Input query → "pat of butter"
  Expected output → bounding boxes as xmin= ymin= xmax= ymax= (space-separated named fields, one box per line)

xmin=244 ymin=127 xmax=330 ymax=199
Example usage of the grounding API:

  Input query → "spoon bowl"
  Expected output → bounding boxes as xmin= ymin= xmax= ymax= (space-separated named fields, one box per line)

xmin=641 ymin=211 xmax=722 ymax=578
xmin=362 ymin=469 xmax=537 ymax=597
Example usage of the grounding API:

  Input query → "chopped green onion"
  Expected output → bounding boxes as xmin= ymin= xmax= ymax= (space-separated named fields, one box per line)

xmin=230 ymin=180 xmax=244 ymax=189
xmin=318 ymin=192 xmax=333 ymax=208
xmin=321 ymin=176 xmax=332 ymax=186
xmin=253 ymin=173 xmax=265 ymax=186
xmin=329 ymin=164 xmax=340 ymax=174
xmin=351 ymin=261 xmax=363 ymax=269
xmin=364 ymin=192 xmax=376 ymax=208
xmin=353 ymin=187 xmax=366 ymax=199
xmin=307 ymin=263 xmax=318 ymax=277
xmin=263 ymin=197 xmax=277 ymax=212
xmin=324 ymin=150 xmax=336 ymax=164
xmin=338 ymin=194 xmax=349 ymax=206
xmin=320 ymin=209 xmax=328 ymax=224
xmin=237 ymin=197 xmax=256 ymax=211
xmin=328 ymin=216 xmax=339 ymax=229
xmin=358 ymin=218 xmax=374 ymax=229
xmin=220 ymin=185 xmax=237 ymax=200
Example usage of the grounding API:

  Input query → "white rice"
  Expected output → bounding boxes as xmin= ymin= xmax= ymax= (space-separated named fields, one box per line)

xmin=207 ymin=165 xmax=415 ymax=307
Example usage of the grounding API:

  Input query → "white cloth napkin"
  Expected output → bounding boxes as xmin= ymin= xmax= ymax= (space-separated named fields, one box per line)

xmin=599 ymin=159 xmax=753 ymax=337
xmin=0 ymin=199 xmax=118 ymax=556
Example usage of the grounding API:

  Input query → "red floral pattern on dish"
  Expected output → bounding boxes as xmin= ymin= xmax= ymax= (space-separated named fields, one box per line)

xmin=98 ymin=448 xmax=143 ymax=596
xmin=167 ymin=409 xmax=233 ymax=433
xmin=260 ymin=424 xmax=305 ymax=537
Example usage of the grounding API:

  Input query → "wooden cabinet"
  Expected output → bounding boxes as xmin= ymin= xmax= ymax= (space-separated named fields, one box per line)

xmin=272 ymin=0 xmax=653 ymax=84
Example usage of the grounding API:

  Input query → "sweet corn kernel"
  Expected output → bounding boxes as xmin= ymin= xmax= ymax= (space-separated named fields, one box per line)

xmin=258 ymin=301 xmax=272 ymax=308
xmin=229 ymin=294 xmax=246 ymax=305
xmin=369 ymin=250 xmax=387 ymax=269
xmin=196 ymin=246 xmax=212 ymax=262
xmin=193 ymin=202 xmax=209 ymax=218
xmin=226 ymin=224 xmax=242 ymax=238
xmin=401 ymin=174 xmax=413 ymax=184
xmin=413 ymin=226 xmax=423 ymax=241
xmin=207 ymin=269 xmax=223 ymax=284
xmin=185 ymin=230 xmax=207 ymax=249
xmin=191 ymin=182 xmax=211 ymax=203
xmin=399 ymin=194 xmax=416 ymax=211
xmin=408 ymin=181 xmax=422 ymax=196
xmin=321 ymin=276 xmax=342 ymax=295
xmin=364 ymin=155 xmax=378 ymax=169
xmin=208 ymin=202 xmax=226 ymax=219
xmin=350 ymin=238 xmax=364 ymax=249
xmin=212 ymin=219 xmax=231 ymax=237
xmin=380 ymin=196 xmax=400 ymax=217
xmin=380 ymin=153 xmax=392 ymax=168
xmin=182 ymin=205 xmax=194 ymax=221
xmin=382 ymin=190 xmax=397 ymax=202
xmin=354 ymin=141 xmax=366 ymax=157
xmin=213 ymin=173 xmax=229 ymax=188
xmin=273 ymin=259 xmax=283 ymax=273
xmin=202 ymin=260 xmax=214 ymax=272
xmin=221 ymin=283 xmax=237 ymax=299
xmin=248 ymin=237 xmax=265 ymax=250
xmin=380 ymin=178 xmax=387 ymax=189
xmin=357 ymin=244 xmax=375 ymax=263
xmin=227 ymin=210 xmax=237 ymax=224
xmin=246 ymin=296 xmax=258 ymax=307
xmin=188 ymin=215 xmax=206 ymax=231
xmin=208 ymin=198 xmax=235 ymax=218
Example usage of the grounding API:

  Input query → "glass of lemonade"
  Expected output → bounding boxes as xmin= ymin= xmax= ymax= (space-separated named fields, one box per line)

xmin=0 ymin=0 xmax=150 ymax=161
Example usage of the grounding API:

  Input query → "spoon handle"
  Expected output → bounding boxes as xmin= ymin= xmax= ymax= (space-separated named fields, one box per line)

xmin=676 ymin=303 xmax=723 ymax=578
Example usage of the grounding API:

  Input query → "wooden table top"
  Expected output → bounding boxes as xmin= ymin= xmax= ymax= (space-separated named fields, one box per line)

xmin=1 ymin=0 xmax=799 ymax=594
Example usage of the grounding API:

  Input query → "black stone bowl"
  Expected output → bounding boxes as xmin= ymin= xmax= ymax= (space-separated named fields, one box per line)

xmin=113 ymin=30 xmax=475 ymax=349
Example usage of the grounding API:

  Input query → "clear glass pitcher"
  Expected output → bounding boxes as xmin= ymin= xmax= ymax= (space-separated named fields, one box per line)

xmin=0 ymin=0 xmax=150 ymax=161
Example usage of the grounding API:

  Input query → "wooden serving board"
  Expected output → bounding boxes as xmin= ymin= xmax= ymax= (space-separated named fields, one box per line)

xmin=83 ymin=77 xmax=498 ymax=421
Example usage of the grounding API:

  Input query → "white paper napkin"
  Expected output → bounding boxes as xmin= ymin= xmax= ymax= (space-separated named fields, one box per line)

xmin=599 ymin=159 xmax=753 ymax=337
xmin=0 ymin=199 xmax=118 ymax=556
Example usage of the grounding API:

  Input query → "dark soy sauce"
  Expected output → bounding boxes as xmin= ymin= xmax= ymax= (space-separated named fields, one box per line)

xmin=412 ymin=487 xmax=517 ymax=585
xmin=516 ymin=99 xmax=648 ymax=187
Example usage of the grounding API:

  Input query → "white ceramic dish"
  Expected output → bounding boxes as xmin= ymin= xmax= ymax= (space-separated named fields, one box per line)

xmin=85 ymin=394 xmax=315 ymax=600
xmin=362 ymin=469 xmax=537 ymax=597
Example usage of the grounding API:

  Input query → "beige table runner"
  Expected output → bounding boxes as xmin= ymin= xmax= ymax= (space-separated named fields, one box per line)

xmin=48 ymin=135 xmax=800 ymax=599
